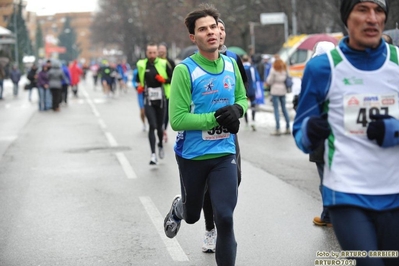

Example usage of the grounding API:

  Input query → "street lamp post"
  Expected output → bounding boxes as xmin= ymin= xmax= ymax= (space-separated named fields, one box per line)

xmin=13 ymin=3 xmax=19 ymax=67
xmin=291 ymin=0 xmax=297 ymax=35
xmin=249 ymin=22 xmax=260 ymax=55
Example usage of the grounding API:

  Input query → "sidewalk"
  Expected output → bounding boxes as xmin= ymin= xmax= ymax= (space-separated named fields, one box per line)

xmin=0 ymin=75 xmax=29 ymax=100
xmin=256 ymin=92 xmax=296 ymax=119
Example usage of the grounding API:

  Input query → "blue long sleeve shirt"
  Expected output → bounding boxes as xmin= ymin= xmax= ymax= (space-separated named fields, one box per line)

xmin=293 ymin=37 xmax=389 ymax=153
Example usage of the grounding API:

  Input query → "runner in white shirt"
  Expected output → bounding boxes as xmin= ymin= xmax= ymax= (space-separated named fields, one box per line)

xmin=293 ymin=1 xmax=399 ymax=265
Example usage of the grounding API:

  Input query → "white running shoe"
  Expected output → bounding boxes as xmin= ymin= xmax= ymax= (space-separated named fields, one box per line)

xmin=202 ymin=229 xmax=217 ymax=253
xmin=149 ymin=153 xmax=157 ymax=165
xmin=159 ymin=147 xmax=164 ymax=159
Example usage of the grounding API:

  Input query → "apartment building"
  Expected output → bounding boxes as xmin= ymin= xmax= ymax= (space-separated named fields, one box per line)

xmin=36 ymin=12 xmax=102 ymax=62
xmin=0 ymin=0 xmax=14 ymax=28
xmin=0 ymin=0 xmax=101 ymax=62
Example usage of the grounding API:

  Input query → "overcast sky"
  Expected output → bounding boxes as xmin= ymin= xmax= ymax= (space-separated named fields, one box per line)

xmin=25 ymin=0 xmax=98 ymax=15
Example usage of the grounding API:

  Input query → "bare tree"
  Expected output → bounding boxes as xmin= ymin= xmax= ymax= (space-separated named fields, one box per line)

xmin=91 ymin=0 xmax=399 ymax=62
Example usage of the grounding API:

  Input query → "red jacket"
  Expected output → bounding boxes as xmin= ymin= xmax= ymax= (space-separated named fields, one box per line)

xmin=69 ymin=61 xmax=83 ymax=86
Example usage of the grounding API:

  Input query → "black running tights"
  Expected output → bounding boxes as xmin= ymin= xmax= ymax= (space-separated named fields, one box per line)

xmin=144 ymin=104 xmax=164 ymax=153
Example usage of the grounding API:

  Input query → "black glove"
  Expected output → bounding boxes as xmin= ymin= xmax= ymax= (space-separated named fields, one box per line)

xmin=214 ymin=104 xmax=243 ymax=126
xmin=292 ymin=95 xmax=299 ymax=111
xmin=367 ymin=114 xmax=399 ymax=147
xmin=225 ymin=120 xmax=240 ymax=134
xmin=306 ymin=113 xmax=331 ymax=150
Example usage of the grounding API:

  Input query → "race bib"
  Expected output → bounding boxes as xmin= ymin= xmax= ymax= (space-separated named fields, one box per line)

xmin=148 ymin=87 xmax=163 ymax=101
xmin=343 ymin=94 xmax=399 ymax=135
xmin=202 ymin=126 xmax=230 ymax=140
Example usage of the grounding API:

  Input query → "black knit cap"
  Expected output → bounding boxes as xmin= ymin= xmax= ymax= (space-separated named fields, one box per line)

xmin=340 ymin=0 xmax=389 ymax=26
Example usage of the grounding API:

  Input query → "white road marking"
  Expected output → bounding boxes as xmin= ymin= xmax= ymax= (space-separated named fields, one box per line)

xmin=98 ymin=119 xmax=107 ymax=129
xmin=86 ymin=98 xmax=100 ymax=117
xmin=105 ymin=132 xmax=118 ymax=147
xmin=82 ymin=87 xmax=137 ymax=180
xmin=82 ymin=89 xmax=89 ymax=98
xmin=139 ymin=196 xmax=189 ymax=262
xmin=0 ymin=135 xmax=18 ymax=141
xmin=93 ymin=98 xmax=108 ymax=104
xmin=82 ymin=89 xmax=100 ymax=117
xmin=115 ymin=152 xmax=137 ymax=179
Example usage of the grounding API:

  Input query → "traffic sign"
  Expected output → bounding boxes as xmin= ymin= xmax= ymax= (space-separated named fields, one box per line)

xmin=260 ymin=13 xmax=286 ymax=25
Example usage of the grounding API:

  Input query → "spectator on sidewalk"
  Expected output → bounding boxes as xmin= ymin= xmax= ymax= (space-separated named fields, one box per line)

xmin=60 ymin=62 xmax=71 ymax=105
xmin=9 ymin=64 xmax=21 ymax=97
xmin=242 ymin=54 xmax=261 ymax=131
xmin=48 ymin=60 xmax=68 ymax=112
xmin=266 ymin=56 xmax=291 ymax=136
xmin=37 ymin=64 xmax=50 ymax=111
xmin=0 ymin=64 xmax=6 ymax=100
xmin=26 ymin=63 xmax=39 ymax=102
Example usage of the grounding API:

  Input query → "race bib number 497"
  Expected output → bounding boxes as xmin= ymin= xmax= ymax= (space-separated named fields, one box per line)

xmin=343 ymin=94 xmax=399 ymax=135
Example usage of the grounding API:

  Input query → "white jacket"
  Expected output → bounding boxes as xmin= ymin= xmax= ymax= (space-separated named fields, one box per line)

xmin=266 ymin=68 xmax=287 ymax=96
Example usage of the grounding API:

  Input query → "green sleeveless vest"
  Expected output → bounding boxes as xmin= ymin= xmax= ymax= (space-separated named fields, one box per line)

xmin=136 ymin=57 xmax=171 ymax=98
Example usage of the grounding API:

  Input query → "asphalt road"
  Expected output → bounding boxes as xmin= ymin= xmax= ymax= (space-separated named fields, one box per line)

xmin=0 ymin=75 xmax=340 ymax=266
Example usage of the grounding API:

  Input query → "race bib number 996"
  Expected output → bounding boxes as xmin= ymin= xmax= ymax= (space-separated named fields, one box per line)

xmin=202 ymin=126 xmax=230 ymax=140
xmin=344 ymin=94 xmax=399 ymax=135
